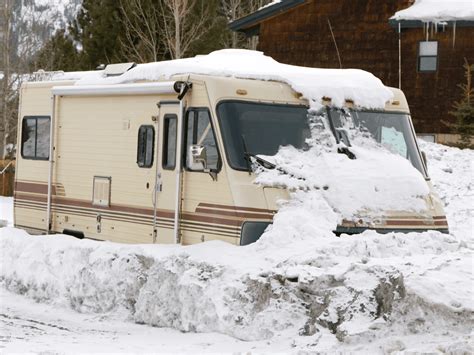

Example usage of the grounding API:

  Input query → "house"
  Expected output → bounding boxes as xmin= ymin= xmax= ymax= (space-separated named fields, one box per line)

xmin=230 ymin=0 xmax=474 ymax=144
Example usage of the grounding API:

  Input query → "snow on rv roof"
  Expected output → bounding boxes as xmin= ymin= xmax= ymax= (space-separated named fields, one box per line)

xmin=391 ymin=0 xmax=474 ymax=22
xmin=64 ymin=49 xmax=393 ymax=109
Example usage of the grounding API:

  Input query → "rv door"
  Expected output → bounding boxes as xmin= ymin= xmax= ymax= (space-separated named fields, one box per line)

xmin=152 ymin=101 xmax=182 ymax=243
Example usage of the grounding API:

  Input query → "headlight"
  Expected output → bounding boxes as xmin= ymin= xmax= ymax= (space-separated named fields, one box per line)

xmin=240 ymin=221 xmax=271 ymax=246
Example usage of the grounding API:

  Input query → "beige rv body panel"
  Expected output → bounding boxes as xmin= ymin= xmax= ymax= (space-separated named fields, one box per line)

xmin=14 ymin=74 xmax=448 ymax=244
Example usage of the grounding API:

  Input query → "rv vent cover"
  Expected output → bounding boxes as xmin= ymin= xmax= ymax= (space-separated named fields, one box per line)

xmin=93 ymin=176 xmax=111 ymax=207
xmin=104 ymin=62 xmax=136 ymax=77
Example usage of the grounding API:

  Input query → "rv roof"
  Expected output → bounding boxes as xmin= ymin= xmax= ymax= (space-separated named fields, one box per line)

xmin=49 ymin=50 xmax=393 ymax=110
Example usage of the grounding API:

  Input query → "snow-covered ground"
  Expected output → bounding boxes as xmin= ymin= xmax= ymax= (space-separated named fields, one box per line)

xmin=0 ymin=197 xmax=13 ymax=227
xmin=0 ymin=141 xmax=473 ymax=353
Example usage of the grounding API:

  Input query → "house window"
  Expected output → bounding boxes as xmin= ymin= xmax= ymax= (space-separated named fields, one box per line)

xmin=418 ymin=41 xmax=438 ymax=72
xmin=137 ymin=125 xmax=154 ymax=168
xmin=162 ymin=114 xmax=177 ymax=170
xmin=21 ymin=116 xmax=50 ymax=160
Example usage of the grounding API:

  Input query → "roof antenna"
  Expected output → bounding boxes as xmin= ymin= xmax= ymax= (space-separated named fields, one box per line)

xmin=327 ymin=18 xmax=342 ymax=69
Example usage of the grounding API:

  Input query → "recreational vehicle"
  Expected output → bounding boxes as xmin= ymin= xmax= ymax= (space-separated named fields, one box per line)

xmin=13 ymin=59 xmax=449 ymax=245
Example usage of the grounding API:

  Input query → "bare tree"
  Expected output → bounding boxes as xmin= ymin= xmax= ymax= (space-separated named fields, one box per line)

xmin=221 ymin=0 xmax=272 ymax=50
xmin=221 ymin=0 xmax=243 ymax=48
xmin=246 ymin=0 xmax=271 ymax=50
xmin=0 ymin=0 xmax=42 ymax=159
xmin=0 ymin=0 xmax=14 ymax=159
xmin=160 ymin=0 xmax=215 ymax=59
xmin=119 ymin=0 xmax=164 ymax=63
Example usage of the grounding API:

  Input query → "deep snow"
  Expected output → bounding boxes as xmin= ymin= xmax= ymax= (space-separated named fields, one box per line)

xmin=0 ymin=197 xmax=12 ymax=227
xmin=0 ymin=141 xmax=473 ymax=352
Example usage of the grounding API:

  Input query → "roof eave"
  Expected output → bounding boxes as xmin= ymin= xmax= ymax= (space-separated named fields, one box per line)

xmin=389 ymin=18 xmax=474 ymax=29
xmin=229 ymin=0 xmax=306 ymax=34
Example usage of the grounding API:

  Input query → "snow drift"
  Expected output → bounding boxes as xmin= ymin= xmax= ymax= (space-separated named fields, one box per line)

xmin=1 ymin=226 xmax=470 ymax=343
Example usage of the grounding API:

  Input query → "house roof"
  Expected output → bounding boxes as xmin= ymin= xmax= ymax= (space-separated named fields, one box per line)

xmin=229 ymin=0 xmax=306 ymax=35
xmin=390 ymin=0 xmax=474 ymax=28
xmin=229 ymin=0 xmax=474 ymax=35
xmin=391 ymin=0 xmax=474 ymax=23
xmin=389 ymin=19 xmax=474 ymax=29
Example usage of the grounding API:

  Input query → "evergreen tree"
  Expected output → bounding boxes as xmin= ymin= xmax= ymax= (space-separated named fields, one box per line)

xmin=450 ymin=58 xmax=474 ymax=148
xmin=70 ymin=0 xmax=129 ymax=69
xmin=34 ymin=30 xmax=80 ymax=71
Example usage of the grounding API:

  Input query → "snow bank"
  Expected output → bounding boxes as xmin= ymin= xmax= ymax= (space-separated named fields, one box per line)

xmin=1 ymin=226 xmax=470 ymax=344
xmin=418 ymin=140 xmax=474 ymax=244
xmin=0 ymin=197 xmax=13 ymax=227
xmin=64 ymin=49 xmax=393 ymax=109
xmin=391 ymin=0 xmax=474 ymax=22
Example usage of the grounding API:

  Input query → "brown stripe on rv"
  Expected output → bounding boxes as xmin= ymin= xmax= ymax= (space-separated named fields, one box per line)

xmin=15 ymin=196 xmax=249 ymax=230
xmin=195 ymin=207 xmax=274 ymax=219
xmin=15 ymin=182 xmax=275 ymax=219
xmin=15 ymin=201 xmax=241 ymax=237
xmin=385 ymin=220 xmax=437 ymax=226
xmin=198 ymin=202 xmax=276 ymax=214
xmin=16 ymin=181 xmax=56 ymax=195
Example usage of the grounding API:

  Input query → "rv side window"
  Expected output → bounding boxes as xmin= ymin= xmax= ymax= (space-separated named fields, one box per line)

xmin=185 ymin=109 xmax=220 ymax=171
xmin=162 ymin=114 xmax=177 ymax=170
xmin=21 ymin=116 xmax=50 ymax=160
xmin=137 ymin=125 xmax=154 ymax=168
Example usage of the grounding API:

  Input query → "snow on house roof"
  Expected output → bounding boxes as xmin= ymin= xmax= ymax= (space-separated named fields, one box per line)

xmin=54 ymin=49 xmax=393 ymax=110
xmin=391 ymin=0 xmax=474 ymax=22
xmin=259 ymin=0 xmax=282 ymax=11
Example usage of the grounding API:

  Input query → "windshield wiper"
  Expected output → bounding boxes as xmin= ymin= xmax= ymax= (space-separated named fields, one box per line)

xmin=326 ymin=108 xmax=357 ymax=160
xmin=241 ymin=134 xmax=252 ymax=174
xmin=241 ymin=134 xmax=276 ymax=174
xmin=246 ymin=153 xmax=276 ymax=170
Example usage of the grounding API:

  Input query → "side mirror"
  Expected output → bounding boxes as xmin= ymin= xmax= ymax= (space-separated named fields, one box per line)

xmin=421 ymin=151 xmax=428 ymax=171
xmin=187 ymin=145 xmax=207 ymax=171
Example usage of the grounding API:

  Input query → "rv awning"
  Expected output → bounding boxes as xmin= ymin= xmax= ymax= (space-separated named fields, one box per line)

xmin=51 ymin=82 xmax=177 ymax=97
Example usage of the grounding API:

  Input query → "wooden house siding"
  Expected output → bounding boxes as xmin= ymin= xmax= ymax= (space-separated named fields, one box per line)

xmin=255 ymin=0 xmax=474 ymax=134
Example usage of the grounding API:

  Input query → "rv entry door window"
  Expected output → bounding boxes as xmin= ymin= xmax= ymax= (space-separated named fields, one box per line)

xmin=21 ymin=116 xmax=51 ymax=160
xmin=185 ymin=109 xmax=220 ymax=171
xmin=137 ymin=125 xmax=155 ymax=168
xmin=162 ymin=114 xmax=177 ymax=170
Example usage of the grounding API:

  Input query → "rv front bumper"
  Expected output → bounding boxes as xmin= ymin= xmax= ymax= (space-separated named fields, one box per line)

xmin=335 ymin=225 xmax=450 ymax=235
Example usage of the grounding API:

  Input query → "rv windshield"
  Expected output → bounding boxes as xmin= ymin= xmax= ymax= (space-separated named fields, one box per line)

xmin=216 ymin=101 xmax=426 ymax=176
xmin=328 ymin=109 xmax=426 ymax=176
xmin=217 ymin=101 xmax=311 ymax=171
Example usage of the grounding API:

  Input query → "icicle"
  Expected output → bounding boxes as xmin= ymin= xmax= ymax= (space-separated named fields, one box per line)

xmin=452 ymin=21 xmax=456 ymax=48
